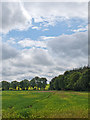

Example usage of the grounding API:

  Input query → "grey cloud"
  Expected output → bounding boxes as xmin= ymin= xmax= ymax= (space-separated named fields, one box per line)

xmin=1 ymin=31 xmax=88 ymax=82
xmin=1 ymin=2 xmax=31 ymax=33
xmin=47 ymin=32 xmax=88 ymax=59
xmin=1 ymin=2 xmax=88 ymax=82
xmin=31 ymin=48 xmax=53 ymax=66
xmin=0 ymin=2 xmax=88 ymax=34
xmin=2 ymin=47 xmax=55 ymax=81
xmin=2 ymin=43 xmax=19 ymax=60
xmin=10 ymin=48 xmax=53 ymax=68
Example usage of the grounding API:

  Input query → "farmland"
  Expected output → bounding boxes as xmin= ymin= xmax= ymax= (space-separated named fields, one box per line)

xmin=2 ymin=91 xmax=89 ymax=118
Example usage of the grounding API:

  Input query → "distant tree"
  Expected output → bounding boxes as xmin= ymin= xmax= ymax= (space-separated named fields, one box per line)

xmin=31 ymin=77 xmax=47 ymax=90
xmin=49 ymin=77 xmax=57 ymax=90
xmin=41 ymin=78 xmax=47 ymax=90
xmin=30 ymin=78 xmax=36 ymax=89
xmin=0 ymin=82 xmax=1 ymax=89
xmin=76 ymin=70 xmax=89 ymax=91
xmin=24 ymin=79 xmax=29 ymax=90
xmin=2 ymin=81 xmax=10 ymax=90
xmin=64 ymin=71 xmax=70 ymax=76
xmin=66 ymin=72 xmax=80 ymax=90
xmin=10 ymin=81 xmax=19 ymax=90
xmin=20 ymin=79 xmax=29 ymax=90
xmin=20 ymin=80 xmax=25 ymax=90
xmin=34 ymin=76 xmax=40 ymax=90
xmin=49 ymin=66 xmax=90 ymax=91
xmin=1 ymin=66 xmax=90 ymax=91
xmin=36 ymin=78 xmax=42 ymax=90
xmin=50 ymin=75 xmax=64 ymax=90
xmin=57 ymin=75 xmax=64 ymax=90
xmin=72 ymin=72 xmax=81 ymax=90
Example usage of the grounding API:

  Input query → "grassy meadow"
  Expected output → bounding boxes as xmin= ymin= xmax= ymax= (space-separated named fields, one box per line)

xmin=2 ymin=90 xmax=89 ymax=119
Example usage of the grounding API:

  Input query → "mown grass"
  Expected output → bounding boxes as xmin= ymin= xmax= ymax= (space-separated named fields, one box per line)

xmin=2 ymin=91 xmax=89 ymax=118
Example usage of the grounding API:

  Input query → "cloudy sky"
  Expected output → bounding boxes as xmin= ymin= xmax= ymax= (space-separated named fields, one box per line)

xmin=0 ymin=1 xmax=88 ymax=82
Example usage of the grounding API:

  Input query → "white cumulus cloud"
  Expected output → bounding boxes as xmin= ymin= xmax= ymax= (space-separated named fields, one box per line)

xmin=0 ymin=2 xmax=88 ymax=33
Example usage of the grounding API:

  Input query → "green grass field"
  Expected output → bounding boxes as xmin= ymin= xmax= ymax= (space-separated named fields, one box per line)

xmin=2 ymin=91 xmax=89 ymax=118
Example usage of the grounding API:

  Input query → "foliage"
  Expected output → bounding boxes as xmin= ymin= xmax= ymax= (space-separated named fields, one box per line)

xmin=1 ymin=77 xmax=47 ymax=91
xmin=2 ymin=81 xmax=10 ymax=90
xmin=20 ymin=79 xmax=30 ymax=90
xmin=49 ymin=66 xmax=90 ymax=91
xmin=10 ymin=81 xmax=19 ymax=90
xmin=1 ymin=66 xmax=89 ymax=91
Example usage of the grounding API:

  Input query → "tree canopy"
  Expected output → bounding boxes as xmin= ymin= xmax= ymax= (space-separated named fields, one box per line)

xmin=49 ymin=66 xmax=90 ymax=91
xmin=1 ymin=66 xmax=90 ymax=91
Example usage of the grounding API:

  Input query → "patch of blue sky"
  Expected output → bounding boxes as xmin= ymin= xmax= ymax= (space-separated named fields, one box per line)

xmin=68 ymin=18 xmax=87 ymax=31
xmin=2 ymin=18 xmax=87 ymax=43
xmin=23 ymin=46 xmax=47 ymax=50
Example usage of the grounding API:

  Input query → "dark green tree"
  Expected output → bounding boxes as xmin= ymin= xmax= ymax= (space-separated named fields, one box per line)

xmin=10 ymin=81 xmax=19 ymax=90
xmin=34 ymin=76 xmax=40 ymax=90
xmin=49 ymin=66 xmax=90 ymax=91
xmin=30 ymin=78 xmax=36 ymax=89
xmin=20 ymin=79 xmax=29 ymax=90
xmin=57 ymin=75 xmax=64 ymax=90
xmin=50 ymin=77 xmax=57 ymax=90
xmin=2 ymin=81 xmax=10 ymax=90
xmin=41 ymin=78 xmax=47 ymax=90
xmin=66 ymin=72 xmax=80 ymax=90
xmin=76 ymin=70 xmax=89 ymax=91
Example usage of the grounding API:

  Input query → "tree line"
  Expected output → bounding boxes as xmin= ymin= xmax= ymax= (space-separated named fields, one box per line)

xmin=1 ymin=77 xmax=47 ymax=91
xmin=1 ymin=66 xmax=90 ymax=91
xmin=49 ymin=66 xmax=90 ymax=91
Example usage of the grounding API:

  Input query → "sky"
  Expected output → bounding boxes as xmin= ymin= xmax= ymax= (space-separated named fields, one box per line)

xmin=0 ymin=1 xmax=89 ymax=82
